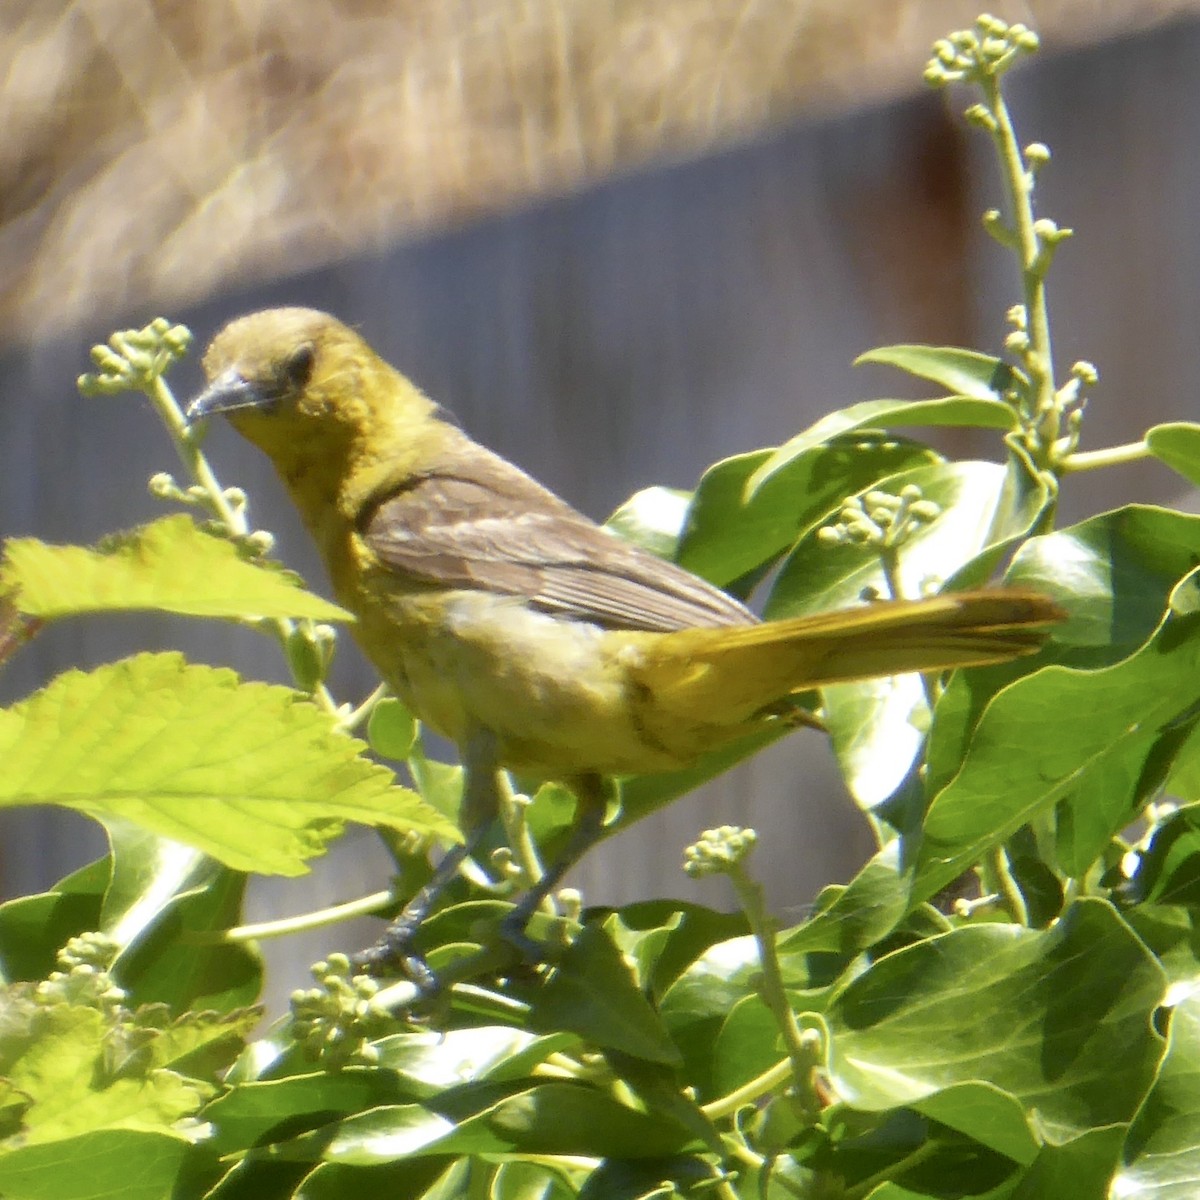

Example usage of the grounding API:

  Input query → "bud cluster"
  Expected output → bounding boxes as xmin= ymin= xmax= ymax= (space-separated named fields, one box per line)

xmin=817 ymin=485 xmax=941 ymax=552
xmin=78 ymin=318 xmax=192 ymax=395
xmin=683 ymin=825 xmax=758 ymax=879
xmin=923 ymin=14 xmax=1040 ymax=88
xmin=290 ymin=953 xmax=394 ymax=1068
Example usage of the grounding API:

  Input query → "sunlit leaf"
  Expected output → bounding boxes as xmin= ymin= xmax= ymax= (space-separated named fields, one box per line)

xmin=0 ymin=515 xmax=350 ymax=621
xmin=0 ymin=654 xmax=457 ymax=876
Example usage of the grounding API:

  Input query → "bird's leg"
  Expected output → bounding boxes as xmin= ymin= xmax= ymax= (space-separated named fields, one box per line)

xmin=351 ymin=730 xmax=501 ymax=986
xmin=499 ymin=771 xmax=610 ymax=958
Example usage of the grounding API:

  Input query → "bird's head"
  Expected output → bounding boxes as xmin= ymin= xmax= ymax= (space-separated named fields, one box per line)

xmin=187 ymin=307 xmax=442 ymax=516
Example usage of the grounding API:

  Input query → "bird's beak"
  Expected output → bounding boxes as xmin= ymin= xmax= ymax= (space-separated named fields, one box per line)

xmin=185 ymin=369 xmax=272 ymax=425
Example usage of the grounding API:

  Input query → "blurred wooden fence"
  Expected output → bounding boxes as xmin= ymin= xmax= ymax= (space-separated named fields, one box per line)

xmin=2 ymin=16 xmax=1198 ymax=1006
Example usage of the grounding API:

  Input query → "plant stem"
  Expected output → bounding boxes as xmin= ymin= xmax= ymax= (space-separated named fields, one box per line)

xmin=215 ymin=890 xmax=397 ymax=942
xmin=987 ymin=844 xmax=1029 ymax=925
xmin=1059 ymin=440 xmax=1150 ymax=473
xmin=728 ymin=863 xmax=824 ymax=1118
xmin=981 ymin=76 xmax=1059 ymax=458
xmin=701 ymin=1058 xmax=795 ymax=1121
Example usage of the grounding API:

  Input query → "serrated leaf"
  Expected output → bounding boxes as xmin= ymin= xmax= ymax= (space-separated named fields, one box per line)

xmin=746 ymin=397 xmax=1015 ymax=497
xmin=0 ymin=1004 xmax=209 ymax=1144
xmin=0 ymin=515 xmax=351 ymax=621
xmin=826 ymin=900 xmax=1164 ymax=1138
xmin=855 ymin=345 xmax=1017 ymax=400
xmin=1147 ymin=422 xmax=1200 ymax=488
xmin=0 ymin=654 xmax=458 ymax=876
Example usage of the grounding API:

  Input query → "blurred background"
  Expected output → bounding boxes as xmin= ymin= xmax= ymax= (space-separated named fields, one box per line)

xmin=2 ymin=0 xmax=1199 ymax=1001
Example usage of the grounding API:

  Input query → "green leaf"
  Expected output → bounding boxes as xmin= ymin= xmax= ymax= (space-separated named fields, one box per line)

xmin=826 ymin=900 xmax=1165 ymax=1137
xmin=366 ymin=697 xmax=417 ymax=761
xmin=0 ymin=859 xmax=109 ymax=983
xmin=677 ymin=436 xmax=940 ymax=588
xmin=0 ymin=653 xmax=458 ymax=876
xmin=0 ymin=515 xmax=350 ymax=621
xmin=911 ymin=1082 xmax=1038 ymax=1165
xmin=0 ymin=1004 xmax=209 ymax=1144
xmin=1116 ymin=993 xmax=1200 ymax=1199
xmin=916 ymin=587 xmax=1200 ymax=901
xmin=293 ymin=1159 xmax=460 ymax=1200
xmin=928 ymin=505 xmax=1200 ymax=797
xmin=777 ymin=841 xmax=910 ymax=956
xmin=202 ymin=1069 xmax=413 ymax=1155
xmin=609 ymin=725 xmax=789 ymax=840
xmin=0 ymin=1130 xmax=189 ymax=1200
xmin=273 ymin=1083 xmax=691 ymax=1163
xmin=529 ymin=924 xmax=682 ymax=1065
xmin=855 ymin=345 xmax=1017 ymax=400
xmin=92 ymin=822 xmax=261 ymax=1012
xmin=746 ymin=397 xmax=1016 ymax=497
xmin=372 ymin=1027 xmax=565 ymax=1097
xmin=762 ymin=457 xmax=1040 ymax=808
xmin=605 ymin=486 xmax=692 ymax=560
xmin=1127 ymin=805 xmax=1200 ymax=906
xmin=1010 ymin=1125 xmax=1127 ymax=1200
xmin=1147 ymin=422 xmax=1200 ymax=487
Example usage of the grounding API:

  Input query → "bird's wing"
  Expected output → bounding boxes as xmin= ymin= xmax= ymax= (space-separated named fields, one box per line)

xmin=360 ymin=441 xmax=755 ymax=632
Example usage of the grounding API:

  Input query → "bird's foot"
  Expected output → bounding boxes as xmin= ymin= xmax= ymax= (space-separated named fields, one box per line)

xmin=349 ymin=912 xmax=441 ymax=997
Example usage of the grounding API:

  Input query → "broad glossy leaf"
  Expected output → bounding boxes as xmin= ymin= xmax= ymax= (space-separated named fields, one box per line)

xmin=1115 ymin=993 xmax=1200 ymax=1199
xmin=274 ymin=1083 xmax=690 ymax=1162
xmin=917 ymin=589 xmax=1200 ymax=901
xmin=764 ymin=459 xmax=1039 ymax=807
xmin=605 ymin=486 xmax=692 ymax=560
xmin=609 ymin=725 xmax=788 ymax=839
xmin=0 ymin=858 xmax=109 ymax=982
xmin=1127 ymin=805 xmax=1200 ymax=906
xmin=928 ymin=505 xmax=1200 ymax=799
xmin=202 ymin=1069 xmax=413 ymax=1154
xmin=1010 ymin=1126 xmax=1127 ymax=1200
xmin=912 ymin=1082 xmax=1038 ymax=1165
xmin=678 ymin=435 xmax=939 ymax=588
xmin=0 ymin=515 xmax=350 ymax=621
xmin=95 ymin=821 xmax=260 ymax=1012
xmin=827 ymin=900 xmax=1164 ymax=1136
xmin=293 ymin=1159 xmax=459 ymax=1200
xmin=371 ymin=1027 xmax=561 ymax=1096
xmin=529 ymin=923 xmax=681 ymax=1065
xmin=746 ymin=397 xmax=1015 ymax=497
xmin=0 ymin=653 xmax=457 ymax=876
xmin=1147 ymin=422 xmax=1200 ymax=487
xmin=777 ymin=841 xmax=910 ymax=957
xmin=856 ymin=345 xmax=1018 ymax=400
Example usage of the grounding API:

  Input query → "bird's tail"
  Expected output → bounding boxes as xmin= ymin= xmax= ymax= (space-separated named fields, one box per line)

xmin=631 ymin=590 xmax=1065 ymax=722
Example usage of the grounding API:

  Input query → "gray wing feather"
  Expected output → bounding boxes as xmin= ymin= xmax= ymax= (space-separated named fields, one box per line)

xmin=360 ymin=441 xmax=755 ymax=633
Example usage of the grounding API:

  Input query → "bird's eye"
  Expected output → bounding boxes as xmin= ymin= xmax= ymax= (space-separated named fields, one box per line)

xmin=281 ymin=342 xmax=315 ymax=391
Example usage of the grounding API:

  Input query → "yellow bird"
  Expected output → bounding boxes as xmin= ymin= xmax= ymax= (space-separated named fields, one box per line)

xmin=187 ymin=307 xmax=1061 ymax=975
